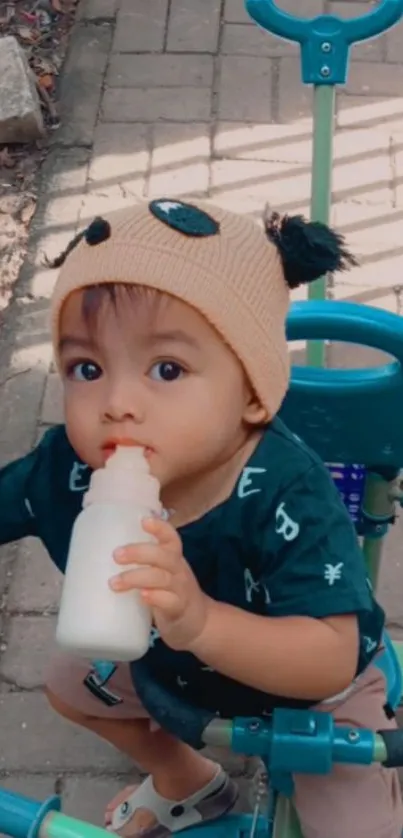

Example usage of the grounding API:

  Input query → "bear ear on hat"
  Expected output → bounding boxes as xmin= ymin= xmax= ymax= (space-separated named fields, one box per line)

xmin=45 ymin=216 xmax=111 ymax=269
xmin=263 ymin=207 xmax=358 ymax=290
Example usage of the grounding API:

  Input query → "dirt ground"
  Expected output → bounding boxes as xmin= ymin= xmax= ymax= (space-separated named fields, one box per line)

xmin=0 ymin=0 xmax=77 ymax=311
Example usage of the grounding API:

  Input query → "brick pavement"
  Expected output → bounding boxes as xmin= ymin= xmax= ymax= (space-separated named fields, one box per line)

xmin=2 ymin=0 xmax=403 ymax=823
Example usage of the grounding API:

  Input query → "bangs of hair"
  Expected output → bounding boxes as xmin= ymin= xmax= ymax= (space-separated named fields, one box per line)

xmin=81 ymin=283 xmax=164 ymax=333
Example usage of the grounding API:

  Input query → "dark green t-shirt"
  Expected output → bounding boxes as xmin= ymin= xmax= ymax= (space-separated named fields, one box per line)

xmin=0 ymin=419 xmax=384 ymax=717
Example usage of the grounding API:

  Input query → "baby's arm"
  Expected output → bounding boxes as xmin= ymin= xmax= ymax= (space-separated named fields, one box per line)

xmin=0 ymin=426 xmax=70 ymax=546
xmin=0 ymin=449 xmax=41 ymax=544
xmin=190 ymin=462 xmax=373 ymax=702
xmin=190 ymin=604 xmax=358 ymax=701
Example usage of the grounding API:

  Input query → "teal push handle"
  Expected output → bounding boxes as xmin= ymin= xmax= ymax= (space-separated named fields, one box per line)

xmin=245 ymin=0 xmax=403 ymax=84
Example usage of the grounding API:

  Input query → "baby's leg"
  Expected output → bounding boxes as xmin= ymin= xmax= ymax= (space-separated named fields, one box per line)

xmin=292 ymin=663 xmax=403 ymax=838
xmin=45 ymin=654 xmax=218 ymax=833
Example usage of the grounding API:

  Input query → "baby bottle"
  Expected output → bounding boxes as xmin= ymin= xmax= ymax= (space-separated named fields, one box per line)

xmin=55 ymin=446 xmax=161 ymax=661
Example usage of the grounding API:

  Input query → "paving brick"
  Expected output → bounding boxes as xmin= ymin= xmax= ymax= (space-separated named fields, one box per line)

xmin=0 ymin=692 xmax=134 ymax=772
xmin=0 ymin=359 xmax=48 ymax=464
xmin=277 ymin=58 xmax=313 ymax=123
xmin=214 ymin=122 xmax=312 ymax=163
xmin=167 ymin=0 xmax=220 ymax=53
xmin=328 ymin=2 xmax=384 ymax=62
xmin=87 ymin=123 xmax=149 ymax=207
xmin=276 ymin=0 xmax=325 ymax=14
xmin=77 ymin=0 xmax=118 ymax=19
xmin=224 ymin=0 xmax=251 ymax=23
xmin=148 ymin=123 xmax=210 ymax=198
xmin=0 ymin=36 xmax=44 ymax=143
xmin=222 ymin=23 xmax=297 ymax=57
xmin=346 ymin=60 xmax=403 ymax=96
xmin=41 ymin=373 xmax=63 ymax=425
xmin=1 ymin=616 xmax=56 ymax=689
xmin=0 ymin=691 xmax=246 ymax=775
xmin=107 ymin=54 xmax=214 ymax=88
xmin=101 ymin=87 xmax=211 ymax=123
xmin=211 ymin=158 xmax=311 ymax=216
xmin=57 ymin=23 xmax=112 ymax=146
xmin=8 ymin=538 xmax=62 ymax=613
xmin=391 ymin=133 xmax=403 ymax=207
xmin=218 ymin=56 xmax=273 ymax=122
xmin=386 ymin=19 xmax=403 ymax=63
xmin=336 ymin=94 xmax=403 ymax=131
xmin=113 ymin=0 xmax=169 ymax=52
xmin=26 ymin=149 xmax=90 ymax=300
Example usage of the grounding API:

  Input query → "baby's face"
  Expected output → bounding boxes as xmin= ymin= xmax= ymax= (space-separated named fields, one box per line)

xmin=58 ymin=287 xmax=264 ymax=494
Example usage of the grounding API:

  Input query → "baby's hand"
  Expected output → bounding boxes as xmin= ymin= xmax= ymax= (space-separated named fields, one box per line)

xmin=110 ymin=517 xmax=211 ymax=651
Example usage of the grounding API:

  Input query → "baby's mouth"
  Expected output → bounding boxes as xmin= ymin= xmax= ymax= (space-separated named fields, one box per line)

xmin=102 ymin=440 xmax=153 ymax=460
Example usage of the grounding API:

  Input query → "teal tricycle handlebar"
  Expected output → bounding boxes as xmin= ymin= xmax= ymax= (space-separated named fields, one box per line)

xmin=0 ymin=788 xmax=110 ymax=838
xmin=245 ymin=0 xmax=403 ymax=83
xmin=2 ymin=714 xmax=403 ymax=838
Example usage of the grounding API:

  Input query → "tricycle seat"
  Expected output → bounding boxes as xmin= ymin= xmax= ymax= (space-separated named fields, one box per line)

xmin=280 ymin=301 xmax=403 ymax=469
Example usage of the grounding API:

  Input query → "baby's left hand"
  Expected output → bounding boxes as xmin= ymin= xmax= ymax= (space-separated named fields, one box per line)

xmin=110 ymin=517 xmax=210 ymax=651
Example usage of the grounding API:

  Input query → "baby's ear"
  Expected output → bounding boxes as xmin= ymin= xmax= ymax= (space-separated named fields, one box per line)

xmin=264 ymin=208 xmax=358 ymax=290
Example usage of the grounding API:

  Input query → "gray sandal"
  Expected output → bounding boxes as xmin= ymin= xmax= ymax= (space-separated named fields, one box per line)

xmin=110 ymin=766 xmax=238 ymax=838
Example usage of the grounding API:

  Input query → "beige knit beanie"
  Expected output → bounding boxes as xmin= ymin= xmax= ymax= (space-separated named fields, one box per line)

xmin=50 ymin=198 xmax=356 ymax=419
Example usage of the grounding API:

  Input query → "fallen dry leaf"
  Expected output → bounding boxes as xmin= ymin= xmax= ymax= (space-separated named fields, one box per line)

xmin=51 ymin=0 xmax=63 ymax=10
xmin=38 ymin=73 xmax=53 ymax=90
xmin=16 ymin=24 xmax=37 ymax=42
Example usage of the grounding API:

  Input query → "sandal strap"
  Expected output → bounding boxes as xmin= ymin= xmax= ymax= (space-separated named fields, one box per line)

xmin=111 ymin=767 xmax=227 ymax=833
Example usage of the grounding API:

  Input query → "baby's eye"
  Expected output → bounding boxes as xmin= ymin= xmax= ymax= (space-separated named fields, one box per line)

xmin=68 ymin=361 xmax=102 ymax=382
xmin=149 ymin=361 xmax=185 ymax=382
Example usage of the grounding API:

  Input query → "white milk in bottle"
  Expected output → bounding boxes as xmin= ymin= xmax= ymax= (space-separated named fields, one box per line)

xmin=56 ymin=446 xmax=161 ymax=661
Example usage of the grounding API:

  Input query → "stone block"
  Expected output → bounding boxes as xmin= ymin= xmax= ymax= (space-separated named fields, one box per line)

xmin=0 ymin=615 xmax=57 ymax=689
xmin=167 ymin=0 xmax=220 ymax=53
xmin=113 ymin=0 xmax=169 ymax=52
xmin=0 ymin=36 xmax=44 ymax=143
xmin=148 ymin=123 xmax=210 ymax=198
xmin=218 ymin=56 xmax=273 ymax=122
xmin=101 ymin=88 xmax=211 ymax=122
xmin=8 ymin=537 xmax=62 ymax=613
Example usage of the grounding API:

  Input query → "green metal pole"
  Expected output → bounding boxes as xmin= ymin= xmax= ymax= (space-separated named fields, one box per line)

xmin=361 ymin=472 xmax=396 ymax=591
xmin=41 ymin=812 xmax=111 ymax=838
xmin=307 ymin=84 xmax=336 ymax=368
xmin=273 ymin=797 xmax=304 ymax=838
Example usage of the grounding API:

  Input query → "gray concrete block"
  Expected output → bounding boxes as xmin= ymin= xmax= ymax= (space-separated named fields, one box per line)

xmin=41 ymin=373 xmax=63 ymax=426
xmin=218 ymin=57 xmax=273 ymax=122
xmin=56 ymin=23 xmax=113 ymax=147
xmin=107 ymin=54 xmax=214 ymax=88
xmin=0 ymin=615 xmax=56 ymax=689
xmin=113 ymin=0 xmax=169 ymax=52
xmin=8 ymin=538 xmax=62 ymax=614
xmin=0 ymin=36 xmax=44 ymax=143
xmin=0 ymin=692 xmax=133 ymax=772
xmin=0 ymin=692 xmax=246 ymax=776
xmin=77 ymin=0 xmax=118 ymax=20
xmin=167 ymin=0 xmax=221 ymax=53
xmin=101 ymin=88 xmax=211 ymax=122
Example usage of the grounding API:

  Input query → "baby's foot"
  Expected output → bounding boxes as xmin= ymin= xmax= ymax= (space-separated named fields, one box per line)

xmin=105 ymin=785 xmax=156 ymax=835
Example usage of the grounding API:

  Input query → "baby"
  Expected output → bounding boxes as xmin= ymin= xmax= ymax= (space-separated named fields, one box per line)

xmin=0 ymin=198 xmax=401 ymax=838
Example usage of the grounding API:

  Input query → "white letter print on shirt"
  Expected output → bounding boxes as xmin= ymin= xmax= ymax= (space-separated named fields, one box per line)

xmin=69 ymin=462 xmax=90 ymax=492
xmin=275 ymin=503 xmax=300 ymax=543
xmin=244 ymin=569 xmax=271 ymax=605
xmin=237 ymin=467 xmax=267 ymax=499
xmin=324 ymin=563 xmax=344 ymax=586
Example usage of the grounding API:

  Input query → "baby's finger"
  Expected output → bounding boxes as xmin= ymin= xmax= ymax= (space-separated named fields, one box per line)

xmin=114 ymin=541 xmax=178 ymax=569
xmin=141 ymin=588 xmax=182 ymax=619
xmin=142 ymin=517 xmax=182 ymax=550
xmin=109 ymin=567 xmax=173 ymax=593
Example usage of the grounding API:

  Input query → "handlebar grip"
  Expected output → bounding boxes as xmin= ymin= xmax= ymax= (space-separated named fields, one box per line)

xmin=378 ymin=729 xmax=403 ymax=767
xmin=131 ymin=659 xmax=215 ymax=750
xmin=245 ymin=0 xmax=403 ymax=84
